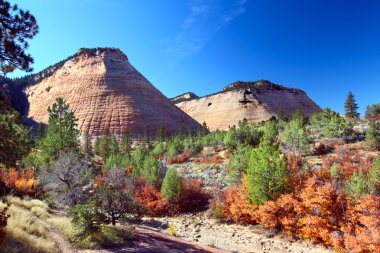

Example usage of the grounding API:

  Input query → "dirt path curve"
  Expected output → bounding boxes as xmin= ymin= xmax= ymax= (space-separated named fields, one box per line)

xmin=79 ymin=226 xmax=229 ymax=253
xmin=41 ymin=220 xmax=78 ymax=253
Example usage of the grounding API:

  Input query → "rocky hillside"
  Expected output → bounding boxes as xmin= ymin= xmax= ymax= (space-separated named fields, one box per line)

xmin=24 ymin=48 xmax=201 ymax=137
xmin=173 ymin=80 xmax=322 ymax=131
xmin=171 ymin=92 xmax=199 ymax=104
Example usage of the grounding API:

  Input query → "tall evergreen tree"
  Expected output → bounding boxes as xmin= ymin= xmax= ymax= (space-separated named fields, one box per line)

xmin=200 ymin=121 xmax=208 ymax=136
xmin=119 ymin=131 xmax=132 ymax=156
xmin=109 ymin=135 xmax=119 ymax=156
xmin=82 ymin=134 xmax=93 ymax=159
xmin=39 ymin=97 xmax=80 ymax=164
xmin=344 ymin=91 xmax=360 ymax=118
xmin=156 ymin=126 xmax=167 ymax=142
xmin=246 ymin=134 xmax=286 ymax=205
xmin=161 ymin=167 xmax=182 ymax=202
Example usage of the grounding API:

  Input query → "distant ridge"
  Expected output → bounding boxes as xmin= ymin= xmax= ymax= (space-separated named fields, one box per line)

xmin=174 ymin=80 xmax=322 ymax=130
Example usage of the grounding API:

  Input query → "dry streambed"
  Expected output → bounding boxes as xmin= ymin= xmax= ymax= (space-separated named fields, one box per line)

xmin=138 ymin=213 xmax=334 ymax=253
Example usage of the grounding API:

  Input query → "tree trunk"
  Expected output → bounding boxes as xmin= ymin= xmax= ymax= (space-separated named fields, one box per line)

xmin=111 ymin=210 xmax=116 ymax=226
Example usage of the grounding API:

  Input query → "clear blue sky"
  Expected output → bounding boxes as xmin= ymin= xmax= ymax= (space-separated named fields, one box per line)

xmin=9 ymin=0 xmax=380 ymax=115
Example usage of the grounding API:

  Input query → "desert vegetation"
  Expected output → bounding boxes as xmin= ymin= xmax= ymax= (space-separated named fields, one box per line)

xmin=1 ymin=91 xmax=379 ymax=252
xmin=0 ymin=0 xmax=379 ymax=252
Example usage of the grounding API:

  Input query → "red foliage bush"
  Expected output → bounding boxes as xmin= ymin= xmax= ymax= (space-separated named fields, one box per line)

xmin=342 ymin=195 xmax=380 ymax=253
xmin=133 ymin=178 xmax=209 ymax=216
xmin=219 ymin=151 xmax=380 ymax=252
xmin=257 ymin=194 xmax=301 ymax=236
xmin=175 ymin=179 xmax=209 ymax=213
xmin=168 ymin=151 xmax=191 ymax=165
xmin=193 ymin=155 xmax=224 ymax=164
xmin=221 ymin=177 xmax=258 ymax=224
xmin=134 ymin=179 xmax=169 ymax=217
xmin=297 ymin=175 xmax=346 ymax=246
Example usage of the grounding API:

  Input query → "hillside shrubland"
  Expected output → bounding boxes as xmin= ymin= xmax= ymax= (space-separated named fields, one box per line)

xmin=1 ymin=97 xmax=380 ymax=252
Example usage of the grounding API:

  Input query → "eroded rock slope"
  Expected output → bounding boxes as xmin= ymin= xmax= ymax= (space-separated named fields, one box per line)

xmin=25 ymin=48 xmax=201 ymax=137
xmin=173 ymin=80 xmax=322 ymax=131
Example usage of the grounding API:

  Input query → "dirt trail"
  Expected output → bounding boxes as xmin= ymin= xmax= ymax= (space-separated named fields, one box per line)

xmin=78 ymin=226 xmax=228 ymax=253
xmin=138 ymin=214 xmax=334 ymax=253
xmin=43 ymin=220 xmax=228 ymax=253
xmin=41 ymin=220 xmax=78 ymax=253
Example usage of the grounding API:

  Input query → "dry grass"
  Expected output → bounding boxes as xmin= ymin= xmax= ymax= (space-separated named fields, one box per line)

xmin=0 ymin=200 xmax=7 ymax=210
xmin=0 ymin=197 xmax=56 ymax=253
xmin=46 ymin=216 xmax=82 ymax=242
xmin=8 ymin=205 xmax=47 ymax=239
xmin=7 ymin=196 xmax=48 ymax=211
xmin=30 ymin=206 xmax=48 ymax=219
xmin=6 ymin=226 xmax=56 ymax=253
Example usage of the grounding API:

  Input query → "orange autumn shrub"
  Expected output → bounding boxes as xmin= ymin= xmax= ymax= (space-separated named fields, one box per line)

xmin=0 ymin=168 xmax=38 ymax=195
xmin=94 ymin=170 xmax=106 ymax=187
xmin=134 ymin=178 xmax=208 ymax=216
xmin=257 ymin=194 xmax=302 ymax=236
xmin=4 ymin=167 xmax=18 ymax=189
xmin=342 ymin=195 xmax=380 ymax=253
xmin=193 ymin=155 xmax=223 ymax=164
xmin=285 ymin=155 xmax=310 ymax=193
xmin=168 ymin=151 xmax=191 ymax=165
xmin=221 ymin=177 xmax=258 ymax=224
xmin=134 ymin=179 xmax=169 ymax=216
xmin=297 ymin=175 xmax=346 ymax=247
xmin=219 ymin=147 xmax=380 ymax=251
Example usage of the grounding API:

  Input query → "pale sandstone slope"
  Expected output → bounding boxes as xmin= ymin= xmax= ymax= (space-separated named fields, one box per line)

xmin=174 ymin=81 xmax=322 ymax=131
xmin=25 ymin=48 xmax=201 ymax=137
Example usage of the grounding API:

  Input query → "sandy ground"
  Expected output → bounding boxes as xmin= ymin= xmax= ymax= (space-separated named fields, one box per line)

xmin=136 ymin=213 xmax=335 ymax=253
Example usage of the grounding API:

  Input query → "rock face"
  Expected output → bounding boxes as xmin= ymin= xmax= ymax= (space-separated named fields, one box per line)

xmin=25 ymin=48 xmax=201 ymax=137
xmin=173 ymin=80 xmax=322 ymax=131
xmin=171 ymin=92 xmax=199 ymax=104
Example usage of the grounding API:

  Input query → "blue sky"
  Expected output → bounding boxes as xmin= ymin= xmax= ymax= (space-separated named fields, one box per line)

xmin=9 ymin=0 xmax=380 ymax=115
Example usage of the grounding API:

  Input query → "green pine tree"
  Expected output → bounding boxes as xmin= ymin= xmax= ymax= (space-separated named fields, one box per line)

xmin=109 ymin=135 xmax=119 ymax=156
xmin=38 ymin=97 xmax=80 ymax=164
xmin=161 ymin=167 xmax=182 ymax=202
xmin=82 ymin=134 xmax=93 ymax=159
xmin=367 ymin=121 xmax=380 ymax=149
xmin=246 ymin=134 xmax=287 ymax=205
xmin=156 ymin=126 xmax=167 ymax=142
xmin=119 ymin=131 xmax=132 ymax=156
xmin=142 ymin=154 xmax=159 ymax=185
xmin=344 ymin=91 xmax=360 ymax=118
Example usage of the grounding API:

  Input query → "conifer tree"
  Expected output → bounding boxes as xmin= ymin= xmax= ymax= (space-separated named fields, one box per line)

xmin=119 ymin=131 xmax=132 ymax=156
xmin=344 ymin=91 xmax=360 ymax=118
xmin=39 ymin=98 xmax=80 ymax=164
xmin=109 ymin=135 xmax=119 ymax=156
xmin=156 ymin=126 xmax=167 ymax=142
xmin=82 ymin=134 xmax=92 ymax=159
xmin=247 ymin=134 xmax=286 ymax=205
xmin=367 ymin=121 xmax=380 ymax=149
xmin=161 ymin=167 xmax=182 ymax=202
xmin=142 ymin=154 xmax=159 ymax=186
xmin=201 ymin=121 xmax=208 ymax=136
xmin=0 ymin=0 xmax=39 ymax=74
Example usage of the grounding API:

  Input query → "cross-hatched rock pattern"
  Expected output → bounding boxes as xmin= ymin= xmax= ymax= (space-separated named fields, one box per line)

xmin=25 ymin=48 xmax=201 ymax=137
xmin=174 ymin=81 xmax=322 ymax=131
